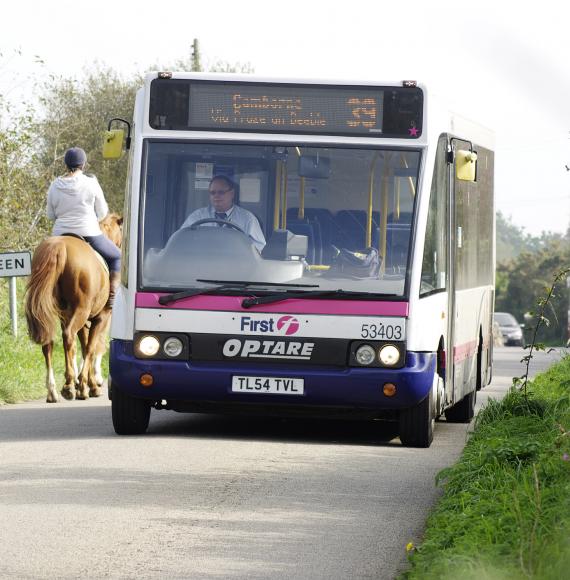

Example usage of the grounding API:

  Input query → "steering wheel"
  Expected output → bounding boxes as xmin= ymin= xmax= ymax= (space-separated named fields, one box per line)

xmin=188 ymin=218 xmax=247 ymax=235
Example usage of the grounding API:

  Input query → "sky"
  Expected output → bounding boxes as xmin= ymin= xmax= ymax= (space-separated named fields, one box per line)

xmin=1 ymin=0 xmax=569 ymax=236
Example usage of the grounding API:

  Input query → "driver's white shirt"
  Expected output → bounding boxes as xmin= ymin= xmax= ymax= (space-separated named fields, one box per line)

xmin=181 ymin=204 xmax=266 ymax=251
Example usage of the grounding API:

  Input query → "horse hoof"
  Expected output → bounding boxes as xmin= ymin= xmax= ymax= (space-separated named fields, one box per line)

xmin=46 ymin=396 xmax=59 ymax=404
xmin=61 ymin=388 xmax=75 ymax=401
xmin=76 ymin=391 xmax=89 ymax=400
xmin=89 ymin=387 xmax=102 ymax=398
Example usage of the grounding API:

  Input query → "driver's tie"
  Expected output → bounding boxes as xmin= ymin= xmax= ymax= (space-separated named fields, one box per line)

xmin=215 ymin=212 xmax=228 ymax=225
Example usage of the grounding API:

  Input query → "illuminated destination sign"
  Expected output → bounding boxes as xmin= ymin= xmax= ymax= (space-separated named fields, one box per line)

xmin=190 ymin=85 xmax=384 ymax=134
xmin=149 ymin=79 xmax=423 ymax=138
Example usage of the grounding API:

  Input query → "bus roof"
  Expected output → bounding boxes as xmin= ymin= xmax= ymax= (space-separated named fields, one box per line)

xmin=144 ymin=71 xmax=422 ymax=89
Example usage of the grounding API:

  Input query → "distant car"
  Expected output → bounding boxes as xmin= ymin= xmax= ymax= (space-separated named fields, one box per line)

xmin=494 ymin=312 xmax=524 ymax=347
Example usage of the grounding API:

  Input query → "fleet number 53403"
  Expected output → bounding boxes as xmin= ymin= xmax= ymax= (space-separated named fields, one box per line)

xmin=360 ymin=323 xmax=403 ymax=340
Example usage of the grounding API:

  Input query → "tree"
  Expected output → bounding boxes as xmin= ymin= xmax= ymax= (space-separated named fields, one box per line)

xmin=34 ymin=66 xmax=139 ymax=214
xmin=0 ymin=106 xmax=48 ymax=251
xmin=0 ymin=51 xmax=50 ymax=251
xmin=496 ymin=239 xmax=570 ymax=345
xmin=497 ymin=210 xmax=568 ymax=264
xmin=496 ymin=211 xmax=533 ymax=262
xmin=1 ymin=42 xmax=253 ymax=251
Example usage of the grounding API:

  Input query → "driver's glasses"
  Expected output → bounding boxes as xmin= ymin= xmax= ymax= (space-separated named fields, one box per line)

xmin=209 ymin=189 xmax=232 ymax=196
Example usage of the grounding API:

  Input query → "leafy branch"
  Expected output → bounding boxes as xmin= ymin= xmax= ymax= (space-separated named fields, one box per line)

xmin=513 ymin=267 xmax=570 ymax=398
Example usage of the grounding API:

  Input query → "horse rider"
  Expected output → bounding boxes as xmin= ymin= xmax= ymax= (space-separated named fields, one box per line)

xmin=46 ymin=147 xmax=121 ymax=308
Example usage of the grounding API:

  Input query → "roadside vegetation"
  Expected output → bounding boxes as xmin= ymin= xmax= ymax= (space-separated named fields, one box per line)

xmin=403 ymin=270 xmax=570 ymax=578
xmin=495 ymin=212 xmax=570 ymax=346
xmin=0 ymin=277 xmax=66 ymax=403
xmin=402 ymin=357 xmax=570 ymax=579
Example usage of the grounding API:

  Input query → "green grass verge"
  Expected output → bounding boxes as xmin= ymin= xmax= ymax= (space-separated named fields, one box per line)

xmin=0 ymin=277 xmax=58 ymax=403
xmin=0 ymin=278 xmax=108 ymax=404
xmin=402 ymin=355 xmax=570 ymax=579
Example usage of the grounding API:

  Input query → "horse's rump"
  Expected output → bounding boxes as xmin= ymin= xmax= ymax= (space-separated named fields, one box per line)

xmin=25 ymin=237 xmax=109 ymax=345
xmin=25 ymin=238 xmax=68 ymax=344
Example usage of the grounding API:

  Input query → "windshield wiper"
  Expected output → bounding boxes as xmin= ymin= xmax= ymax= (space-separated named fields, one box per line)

xmin=241 ymin=289 xmax=392 ymax=308
xmin=158 ymin=280 xmax=319 ymax=305
xmin=159 ymin=284 xmax=244 ymax=305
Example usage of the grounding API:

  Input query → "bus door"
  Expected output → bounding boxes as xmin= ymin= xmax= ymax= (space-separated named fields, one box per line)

xmin=448 ymin=137 xmax=479 ymax=404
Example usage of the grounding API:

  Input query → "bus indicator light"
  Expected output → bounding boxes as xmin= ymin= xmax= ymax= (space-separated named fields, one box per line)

xmin=140 ymin=374 xmax=154 ymax=388
xmin=383 ymin=383 xmax=397 ymax=397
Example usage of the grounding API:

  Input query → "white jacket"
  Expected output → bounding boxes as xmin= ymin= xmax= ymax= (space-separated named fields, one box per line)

xmin=181 ymin=204 xmax=266 ymax=251
xmin=47 ymin=172 xmax=108 ymax=236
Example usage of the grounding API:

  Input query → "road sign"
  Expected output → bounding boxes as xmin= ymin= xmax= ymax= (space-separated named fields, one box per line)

xmin=0 ymin=251 xmax=31 ymax=278
xmin=1 ymin=251 xmax=32 ymax=337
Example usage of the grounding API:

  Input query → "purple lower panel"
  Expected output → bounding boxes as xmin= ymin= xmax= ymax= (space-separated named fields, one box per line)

xmin=110 ymin=340 xmax=435 ymax=411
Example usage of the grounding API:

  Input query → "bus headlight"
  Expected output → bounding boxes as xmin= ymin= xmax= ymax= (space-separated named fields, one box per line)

xmin=355 ymin=344 xmax=376 ymax=366
xmin=163 ymin=336 xmax=184 ymax=358
xmin=137 ymin=335 xmax=160 ymax=357
xmin=378 ymin=344 xmax=401 ymax=366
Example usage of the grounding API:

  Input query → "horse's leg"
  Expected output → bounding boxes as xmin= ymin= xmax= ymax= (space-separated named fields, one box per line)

xmin=79 ymin=322 xmax=103 ymax=396
xmin=73 ymin=344 xmax=80 ymax=384
xmin=42 ymin=341 xmax=58 ymax=403
xmin=92 ymin=352 xmax=105 ymax=391
xmin=60 ymin=321 xmax=77 ymax=400
xmin=90 ymin=315 xmax=111 ymax=396
xmin=77 ymin=324 xmax=89 ymax=384
xmin=61 ymin=310 xmax=89 ymax=400
xmin=77 ymin=312 xmax=110 ymax=399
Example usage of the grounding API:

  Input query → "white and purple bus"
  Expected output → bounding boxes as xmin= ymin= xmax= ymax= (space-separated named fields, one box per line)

xmin=106 ymin=72 xmax=495 ymax=447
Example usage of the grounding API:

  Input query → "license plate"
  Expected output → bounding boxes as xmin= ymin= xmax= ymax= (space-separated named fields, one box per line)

xmin=231 ymin=376 xmax=304 ymax=395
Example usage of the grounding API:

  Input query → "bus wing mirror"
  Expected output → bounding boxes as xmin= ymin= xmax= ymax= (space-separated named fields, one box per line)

xmin=455 ymin=150 xmax=477 ymax=182
xmin=103 ymin=129 xmax=125 ymax=159
xmin=298 ymin=155 xmax=331 ymax=179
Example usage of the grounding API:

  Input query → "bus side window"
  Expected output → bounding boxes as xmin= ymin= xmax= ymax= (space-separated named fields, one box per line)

xmin=420 ymin=135 xmax=448 ymax=295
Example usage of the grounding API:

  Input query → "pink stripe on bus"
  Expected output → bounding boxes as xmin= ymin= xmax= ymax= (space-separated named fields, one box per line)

xmin=135 ymin=293 xmax=409 ymax=317
xmin=453 ymin=340 xmax=478 ymax=363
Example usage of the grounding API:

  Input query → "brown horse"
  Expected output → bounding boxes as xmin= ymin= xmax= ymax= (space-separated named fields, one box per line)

xmin=25 ymin=214 xmax=123 ymax=402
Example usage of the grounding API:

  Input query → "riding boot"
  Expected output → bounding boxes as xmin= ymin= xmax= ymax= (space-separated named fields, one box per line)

xmin=106 ymin=271 xmax=121 ymax=309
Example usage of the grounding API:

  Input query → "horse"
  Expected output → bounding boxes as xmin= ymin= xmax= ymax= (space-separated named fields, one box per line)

xmin=25 ymin=214 xmax=123 ymax=402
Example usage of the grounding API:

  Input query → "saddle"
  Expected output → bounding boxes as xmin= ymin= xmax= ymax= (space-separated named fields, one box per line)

xmin=61 ymin=233 xmax=109 ymax=274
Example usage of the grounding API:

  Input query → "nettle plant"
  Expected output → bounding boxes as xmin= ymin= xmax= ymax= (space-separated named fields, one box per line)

xmin=513 ymin=267 xmax=570 ymax=400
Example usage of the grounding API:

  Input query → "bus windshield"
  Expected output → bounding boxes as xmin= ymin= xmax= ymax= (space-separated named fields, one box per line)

xmin=140 ymin=141 xmax=420 ymax=297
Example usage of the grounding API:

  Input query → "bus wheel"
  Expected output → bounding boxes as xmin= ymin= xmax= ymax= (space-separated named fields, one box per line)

xmin=444 ymin=390 xmax=476 ymax=423
xmin=111 ymin=385 xmax=151 ymax=435
xmin=399 ymin=384 xmax=435 ymax=448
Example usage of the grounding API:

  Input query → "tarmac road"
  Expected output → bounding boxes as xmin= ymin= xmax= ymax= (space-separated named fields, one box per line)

xmin=0 ymin=347 xmax=564 ymax=579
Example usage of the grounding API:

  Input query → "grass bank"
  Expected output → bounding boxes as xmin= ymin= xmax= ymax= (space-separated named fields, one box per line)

xmin=402 ymin=355 xmax=570 ymax=579
xmin=0 ymin=277 xmax=66 ymax=403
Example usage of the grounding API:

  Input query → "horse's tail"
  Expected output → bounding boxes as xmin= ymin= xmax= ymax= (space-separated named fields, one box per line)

xmin=25 ymin=238 xmax=67 ymax=345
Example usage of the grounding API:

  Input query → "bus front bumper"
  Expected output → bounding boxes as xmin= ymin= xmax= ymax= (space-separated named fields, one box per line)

xmin=110 ymin=340 xmax=436 ymax=413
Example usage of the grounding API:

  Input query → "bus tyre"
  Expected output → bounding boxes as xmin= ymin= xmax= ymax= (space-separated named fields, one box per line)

xmin=444 ymin=390 xmax=476 ymax=423
xmin=399 ymin=386 xmax=434 ymax=448
xmin=111 ymin=385 xmax=151 ymax=435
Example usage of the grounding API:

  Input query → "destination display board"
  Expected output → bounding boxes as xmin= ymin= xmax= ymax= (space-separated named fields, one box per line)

xmin=149 ymin=79 xmax=423 ymax=138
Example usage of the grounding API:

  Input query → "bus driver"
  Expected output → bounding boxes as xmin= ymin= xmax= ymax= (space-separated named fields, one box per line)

xmin=180 ymin=175 xmax=266 ymax=251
